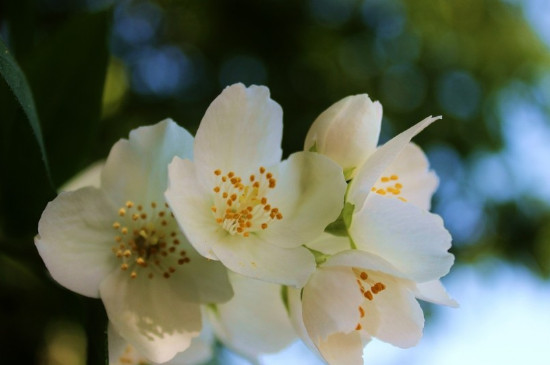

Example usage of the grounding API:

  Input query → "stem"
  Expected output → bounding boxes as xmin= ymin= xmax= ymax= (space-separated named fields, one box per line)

xmin=85 ymin=298 xmax=108 ymax=365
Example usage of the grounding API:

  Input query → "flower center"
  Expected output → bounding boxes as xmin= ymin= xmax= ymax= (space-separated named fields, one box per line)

xmin=210 ymin=167 xmax=283 ymax=237
xmin=111 ymin=201 xmax=191 ymax=280
xmin=353 ymin=268 xmax=387 ymax=331
xmin=370 ymin=174 xmax=407 ymax=202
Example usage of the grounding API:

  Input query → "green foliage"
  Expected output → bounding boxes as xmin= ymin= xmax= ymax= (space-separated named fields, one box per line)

xmin=0 ymin=37 xmax=52 ymax=187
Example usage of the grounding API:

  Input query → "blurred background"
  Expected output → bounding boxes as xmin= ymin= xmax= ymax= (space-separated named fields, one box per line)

xmin=1 ymin=0 xmax=549 ymax=364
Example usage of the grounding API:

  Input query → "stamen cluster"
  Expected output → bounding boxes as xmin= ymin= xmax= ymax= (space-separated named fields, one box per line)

xmin=112 ymin=200 xmax=191 ymax=280
xmin=210 ymin=167 xmax=283 ymax=237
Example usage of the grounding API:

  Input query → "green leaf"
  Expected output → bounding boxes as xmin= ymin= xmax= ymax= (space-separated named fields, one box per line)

xmin=0 ymin=37 xmax=53 ymax=187
xmin=324 ymin=201 xmax=355 ymax=236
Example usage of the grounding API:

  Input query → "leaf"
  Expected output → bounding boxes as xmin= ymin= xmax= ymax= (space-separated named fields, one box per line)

xmin=0 ymin=37 xmax=53 ymax=187
xmin=324 ymin=202 xmax=355 ymax=236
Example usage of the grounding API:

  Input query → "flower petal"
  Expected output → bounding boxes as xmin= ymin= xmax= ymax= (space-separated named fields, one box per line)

xmin=102 ymin=119 xmax=194 ymax=205
xmin=362 ymin=276 xmax=424 ymax=348
xmin=193 ymin=83 xmax=283 ymax=180
xmin=168 ymin=243 xmax=233 ymax=304
xmin=100 ymin=270 xmax=201 ymax=363
xmin=35 ymin=187 xmax=118 ymax=298
xmin=322 ymin=249 xmax=407 ymax=279
xmin=166 ymin=157 xmax=220 ymax=260
xmin=212 ymin=235 xmax=316 ymax=287
xmin=304 ymin=94 xmax=382 ymax=177
xmin=413 ymin=280 xmax=458 ymax=307
xmin=302 ymin=266 xmax=364 ymax=341
xmin=376 ymin=143 xmax=438 ymax=210
xmin=317 ymin=331 xmax=365 ymax=365
xmin=350 ymin=194 xmax=454 ymax=282
xmin=261 ymin=152 xmax=346 ymax=248
xmin=108 ymin=320 xmax=214 ymax=365
xmin=348 ymin=116 xmax=441 ymax=210
xmin=208 ymin=272 xmax=296 ymax=359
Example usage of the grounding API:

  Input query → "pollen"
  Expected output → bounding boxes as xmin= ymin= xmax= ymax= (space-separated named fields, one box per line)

xmin=111 ymin=200 xmax=191 ymax=280
xmin=353 ymin=268 xmax=387 ymax=303
xmin=370 ymin=174 xmax=408 ymax=201
xmin=211 ymin=168 xmax=282 ymax=237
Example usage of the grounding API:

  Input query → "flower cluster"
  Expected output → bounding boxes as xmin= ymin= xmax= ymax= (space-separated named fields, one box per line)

xmin=35 ymin=84 xmax=455 ymax=365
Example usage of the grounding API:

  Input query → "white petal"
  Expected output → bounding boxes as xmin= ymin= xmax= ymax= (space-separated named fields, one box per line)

xmin=287 ymin=287 xmax=320 ymax=356
xmin=102 ymin=119 xmax=194 ymax=205
xmin=302 ymin=266 xmax=364 ymax=341
xmin=348 ymin=116 xmax=441 ymax=210
xmin=322 ymin=249 xmax=407 ymax=280
xmin=305 ymin=232 xmax=352 ymax=255
xmin=413 ymin=280 xmax=459 ymax=307
xmin=168 ymin=243 xmax=233 ymax=304
xmin=362 ymin=276 xmax=424 ymax=348
xmin=59 ymin=160 xmax=104 ymax=192
xmin=350 ymin=194 xmax=454 ymax=282
xmin=166 ymin=157 xmax=220 ymax=260
xmin=304 ymin=94 xmax=382 ymax=177
xmin=209 ymin=272 xmax=296 ymax=358
xmin=108 ymin=320 xmax=214 ymax=365
xmin=194 ymin=83 xmax=283 ymax=180
xmin=375 ymin=143 xmax=438 ymax=210
xmin=100 ymin=270 xmax=201 ymax=363
xmin=317 ymin=331 xmax=365 ymax=365
xmin=262 ymin=152 xmax=346 ymax=248
xmin=35 ymin=187 xmax=118 ymax=298
xmin=212 ymin=235 xmax=316 ymax=287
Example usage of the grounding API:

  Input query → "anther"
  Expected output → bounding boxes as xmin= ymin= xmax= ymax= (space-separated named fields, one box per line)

xmin=130 ymin=272 xmax=137 ymax=279
xmin=118 ymin=208 xmax=126 ymax=216
xmin=126 ymin=201 xmax=134 ymax=208
xmin=214 ymin=169 xmax=222 ymax=176
xmin=360 ymin=272 xmax=368 ymax=280
xmin=113 ymin=222 xmax=121 ymax=229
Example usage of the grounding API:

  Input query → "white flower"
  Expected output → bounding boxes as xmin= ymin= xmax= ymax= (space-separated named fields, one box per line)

xmin=35 ymin=120 xmax=233 ymax=363
xmin=165 ymin=84 xmax=347 ymax=287
xmin=108 ymin=319 xmax=214 ymax=365
xmin=345 ymin=117 xmax=453 ymax=283
xmin=206 ymin=272 xmax=297 ymax=362
xmin=304 ymin=94 xmax=382 ymax=179
xmin=289 ymin=250 xmax=457 ymax=365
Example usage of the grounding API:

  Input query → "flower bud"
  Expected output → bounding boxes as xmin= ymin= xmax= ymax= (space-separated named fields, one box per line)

xmin=304 ymin=94 xmax=382 ymax=179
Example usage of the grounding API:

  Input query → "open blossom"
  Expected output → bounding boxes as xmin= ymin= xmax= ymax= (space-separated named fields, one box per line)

xmin=35 ymin=120 xmax=232 ymax=363
xmin=165 ymin=83 xmax=347 ymax=287
xmin=304 ymin=94 xmax=382 ymax=179
xmin=289 ymin=250 xmax=457 ymax=365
